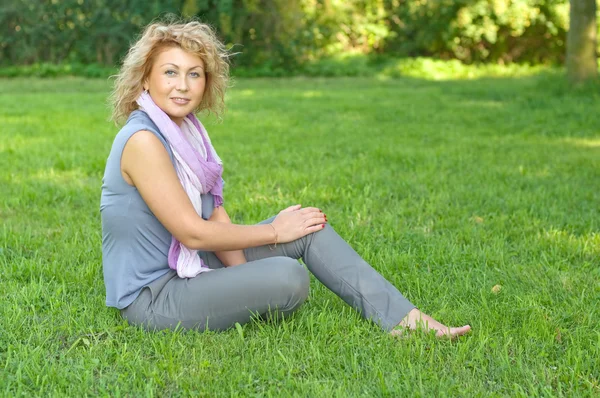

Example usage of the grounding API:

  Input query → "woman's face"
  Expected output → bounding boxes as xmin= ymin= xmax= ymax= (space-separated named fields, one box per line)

xmin=144 ymin=46 xmax=206 ymax=126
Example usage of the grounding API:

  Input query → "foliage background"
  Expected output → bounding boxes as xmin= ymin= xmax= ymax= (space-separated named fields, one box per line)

xmin=1 ymin=0 xmax=599 ymax=72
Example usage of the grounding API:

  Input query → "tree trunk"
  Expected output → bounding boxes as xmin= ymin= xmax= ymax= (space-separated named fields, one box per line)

xmin=567 ymin=0 xmax=598 ymax=83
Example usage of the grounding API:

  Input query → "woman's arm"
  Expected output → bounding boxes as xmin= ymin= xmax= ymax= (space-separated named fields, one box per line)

xmin=121 ymin=130 xmax=325 ymax=252
xmin=208 ymin=206 xmax=247 ymax=267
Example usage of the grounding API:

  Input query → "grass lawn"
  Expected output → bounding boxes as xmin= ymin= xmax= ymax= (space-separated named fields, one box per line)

xmin=1 ymin=73 xmax=599 ymax=396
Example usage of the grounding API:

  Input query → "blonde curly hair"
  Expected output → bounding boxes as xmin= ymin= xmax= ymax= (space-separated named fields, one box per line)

xmin=110 ymin=19 xmax=230 ymax=124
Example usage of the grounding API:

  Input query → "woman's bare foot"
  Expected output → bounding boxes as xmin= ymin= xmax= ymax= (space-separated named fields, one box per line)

xmin=391 ymin=308 xmax=471 ymax=339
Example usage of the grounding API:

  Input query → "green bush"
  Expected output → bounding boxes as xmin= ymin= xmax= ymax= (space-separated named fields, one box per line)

xmin=0 ymin=63 xmax=117 ymax=78
xmin=383 ymin=0 xmax=574 ymax=63
xmin=1 ymin=0 xmax=595 ymax=70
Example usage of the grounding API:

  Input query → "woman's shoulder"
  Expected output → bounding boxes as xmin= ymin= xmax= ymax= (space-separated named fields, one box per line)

xmin=121 ymin=110 xmax=159 ymax=136
xmin=115 ymin=110 xmax=169 ymax=149
xmin=104 ymin=110 xmax=174 ymax=168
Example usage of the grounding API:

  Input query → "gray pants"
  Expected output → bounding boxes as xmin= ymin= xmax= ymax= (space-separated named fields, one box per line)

xmin=121 ymin=217 xmax=415 ymax=332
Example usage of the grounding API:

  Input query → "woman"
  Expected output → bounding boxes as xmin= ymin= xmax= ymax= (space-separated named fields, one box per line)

xmin=101 ymin=20 xmax=471 ymax=338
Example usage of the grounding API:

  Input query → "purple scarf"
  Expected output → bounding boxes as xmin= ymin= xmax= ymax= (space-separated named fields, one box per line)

xmin=137 ymin=92 xmax=223 ymax=277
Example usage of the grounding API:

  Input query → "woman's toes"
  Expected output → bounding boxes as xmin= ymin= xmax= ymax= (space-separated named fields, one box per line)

xmin=390 ymin=327 xmax=409 ymax=338
xmin=454 ymin=325 xmax=471 ymax=336
xmin=435 ymin=325 xmax=471 ymax=339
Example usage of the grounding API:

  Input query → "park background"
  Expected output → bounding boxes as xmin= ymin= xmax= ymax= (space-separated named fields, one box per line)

xmin=1 ymin=0 xmax=599 ymax=79
xmin=1 ymin=0 xmax=600 ymax=396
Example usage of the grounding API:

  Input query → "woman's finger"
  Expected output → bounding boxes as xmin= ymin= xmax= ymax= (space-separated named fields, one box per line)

xmin=300 ymin=207 xmax=322 ymax=214
xmin=306 ymin=212 xmax=326 ymax=223
xmin=280 ymin=204 xmax=302 ymax=213
xmin=304 ymin=223 xmax=326 ymax=235
xmin=300 ymin=210 xmax=324 ymax=220
xmin=304 ymin=216 xmax=326 ymax=228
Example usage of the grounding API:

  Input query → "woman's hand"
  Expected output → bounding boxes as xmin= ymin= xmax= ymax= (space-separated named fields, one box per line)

xmin=271 ymin=205 xmax=327 ymax=243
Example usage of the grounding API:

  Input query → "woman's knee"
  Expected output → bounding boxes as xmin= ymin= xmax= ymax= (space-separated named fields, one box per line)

xmin=270 ymin=257 xmax=310 ymax=307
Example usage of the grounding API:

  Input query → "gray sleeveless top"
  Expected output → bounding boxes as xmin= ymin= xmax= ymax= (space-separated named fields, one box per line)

xmin=101 ymin=110 xmax=214 ymax=309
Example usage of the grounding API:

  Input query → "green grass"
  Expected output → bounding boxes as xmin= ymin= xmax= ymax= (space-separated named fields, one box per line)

xmin=1 ymin=72 xmax=599 ymax=396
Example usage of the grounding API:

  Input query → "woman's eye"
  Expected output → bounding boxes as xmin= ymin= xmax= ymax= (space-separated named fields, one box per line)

xmin=165 ymin=70 xmax=176 ymax=76
xmin=190 ymin=72 xmax=201 ymax=78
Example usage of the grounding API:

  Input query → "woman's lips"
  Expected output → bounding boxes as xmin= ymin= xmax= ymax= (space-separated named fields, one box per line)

xmin=171 ymin=97 xmax=190 ymax=105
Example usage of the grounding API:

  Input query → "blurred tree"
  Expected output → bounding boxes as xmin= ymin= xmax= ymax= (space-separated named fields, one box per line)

xmin=383 ymin=0 xmax=571 ymax=64
xmin=567 ymin=0 xmax=598 ymax=82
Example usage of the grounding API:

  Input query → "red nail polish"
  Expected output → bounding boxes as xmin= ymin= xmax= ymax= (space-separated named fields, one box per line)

xmin=322 ymin=224 xmax=325 ymax=228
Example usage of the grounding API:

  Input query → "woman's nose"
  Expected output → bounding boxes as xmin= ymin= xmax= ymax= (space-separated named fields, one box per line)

xmin=176 ymin=77 xmax=189 ymax=92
